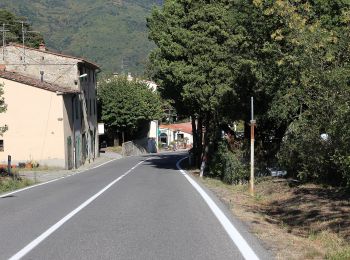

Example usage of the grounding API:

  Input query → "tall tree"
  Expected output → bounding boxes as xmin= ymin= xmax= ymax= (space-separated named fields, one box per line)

xmin=148 ymin=0 xmax=237 ymax=166
xmin=98 ymin=76 xmax=163 ymax=145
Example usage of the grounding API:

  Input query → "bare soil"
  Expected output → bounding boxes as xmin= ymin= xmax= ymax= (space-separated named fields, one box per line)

xmin=191 ymin=171 xmax=350 ymax=259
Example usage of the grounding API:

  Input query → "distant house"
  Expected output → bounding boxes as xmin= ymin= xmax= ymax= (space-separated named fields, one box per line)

xmin=0 ymin=43 xmax=100 ymax=169
xmin=159 ymin=122 xmax=193 ymax=147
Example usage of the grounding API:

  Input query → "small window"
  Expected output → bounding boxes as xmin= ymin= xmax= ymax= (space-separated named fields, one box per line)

xmin=177 ymin=133 xmax=184 ymax=140
xmin=20 ymin=56 xmax=23 ymax=61
xmin=0 ymin=140 xmax=4 ymax=151
xmin=41 ymin=56 xmax=45 ymax=61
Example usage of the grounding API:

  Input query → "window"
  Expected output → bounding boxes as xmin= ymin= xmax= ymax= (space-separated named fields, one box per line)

xmin=0 ymin=140 xmax=3 ymax=152
xmin=177 ymin=133 xmax=184 ymax=140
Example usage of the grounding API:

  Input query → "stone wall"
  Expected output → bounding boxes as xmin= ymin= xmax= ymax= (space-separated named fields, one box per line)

xmin=1 ymin=45 xmax=80 ymax=89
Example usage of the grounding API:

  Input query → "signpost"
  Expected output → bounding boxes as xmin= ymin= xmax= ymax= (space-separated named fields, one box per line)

xmin=250 ymin=97 xmax=256 ymax=196
xmin=98 ymin=123 xmax=105 ymax=135
xmin=8 ymin=155 xmax=12 ymax=179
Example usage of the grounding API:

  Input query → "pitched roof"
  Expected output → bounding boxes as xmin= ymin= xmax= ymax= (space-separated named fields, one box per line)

xmin=160 ymin=122 xmax=192 ymax=134
xmin=0 ymin=70 xmax=80 ymax=94
xmin=8 ymin=43 xmax=100 ymax=70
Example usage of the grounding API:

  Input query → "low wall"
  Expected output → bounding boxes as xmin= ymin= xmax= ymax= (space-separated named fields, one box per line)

xmin=122 ymin=138 xmax=148 ymax=157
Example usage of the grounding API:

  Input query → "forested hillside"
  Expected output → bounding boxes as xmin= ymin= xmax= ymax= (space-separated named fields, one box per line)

xmin=0 ymin=0 xmax=162 ymax=75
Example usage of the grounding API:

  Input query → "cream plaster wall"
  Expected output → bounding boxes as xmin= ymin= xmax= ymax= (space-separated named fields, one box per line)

xmin=0 ymin=78 xmax=65 ymax=167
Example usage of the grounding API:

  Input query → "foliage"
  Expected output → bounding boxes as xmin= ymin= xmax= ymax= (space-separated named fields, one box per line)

xmin=0 ymin=1 xmax=162 ymax=75
xmin=0 ymin=177 xmax=33 ymax=194
xmin=147 ymin=0 xmax=238 ymax=167
xmin=0 ymin=9 xmax=44 ymax=48
xmin=210 ymin=140 xmax=248 ymax=185
xmin=259 ymin=0 xmax=350 ymax=186
xmin=148 ymin=0 xmax=350 ymax=188
xmin=0 ymin=83 xmax=7 ymax=134
xmin=98 ymin=76 xmax=163 ymax=140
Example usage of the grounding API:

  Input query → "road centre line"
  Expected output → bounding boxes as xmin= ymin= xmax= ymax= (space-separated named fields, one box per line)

xmin=0 ymin=158 xmax=118 ymax=199
xmin=9 ymin=159 xmax=147 ymax=260
xmin=176 ymin=157 xmax=260 ymax=260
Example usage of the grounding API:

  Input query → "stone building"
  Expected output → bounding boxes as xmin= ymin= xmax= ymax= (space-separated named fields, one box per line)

xmin=0 ymin=43 xmax=100 ymax=169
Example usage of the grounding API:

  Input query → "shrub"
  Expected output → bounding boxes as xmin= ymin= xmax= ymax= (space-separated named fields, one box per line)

xmin=210 ymin=140 xmax=249 ymax=185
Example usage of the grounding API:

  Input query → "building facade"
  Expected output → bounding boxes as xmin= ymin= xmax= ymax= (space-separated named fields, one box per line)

xmin=159 ymin=122 xmax=193 ymax=148
xmin=0 ymin=43 xmax=100 ymax=169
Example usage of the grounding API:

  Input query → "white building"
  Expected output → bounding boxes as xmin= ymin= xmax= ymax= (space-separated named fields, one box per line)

xmin=159 ymin=122 xmax=193 ymax=148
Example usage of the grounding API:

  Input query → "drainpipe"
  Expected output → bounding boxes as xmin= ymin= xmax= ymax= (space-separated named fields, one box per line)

xmin=72 ymin=95 xmax=76 ymax=169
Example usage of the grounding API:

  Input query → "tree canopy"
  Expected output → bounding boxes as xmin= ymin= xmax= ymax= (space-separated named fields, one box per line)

xmin=148 ymin=0 xmax=350 ymax=187
xmin=98 ymin=76 xmax=163 ymax=143
xmin=0 ymin=9 xmax=44 ymax=48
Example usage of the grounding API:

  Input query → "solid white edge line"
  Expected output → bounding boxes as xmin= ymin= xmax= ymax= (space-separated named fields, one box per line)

xmin=0 ymin=158 xmax=118 ymax=199
xmin=8 ymin=159 xmax=147 ymax=260
xmin=176 ymin=157 xmax=260 ymax=260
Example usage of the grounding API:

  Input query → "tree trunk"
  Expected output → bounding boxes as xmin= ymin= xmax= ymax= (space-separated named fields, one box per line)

xmin=191 ymin=116 xmax=198 ymax=167
xmin=113 ymin=131 xmax=119 ymax=146
xmin=122 ymin=131 xmax=125 ymax=144
xmin=197 ymin=116 xmax=203 ymax=168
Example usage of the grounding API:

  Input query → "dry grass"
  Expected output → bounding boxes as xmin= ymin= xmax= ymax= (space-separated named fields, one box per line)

xmin=0 ymin=177 xmax=33 ymax=194
xmin=105 ymin=146 xmax=123 ymax=154
xmin=192 ymin=172 xmax=350 ymax=259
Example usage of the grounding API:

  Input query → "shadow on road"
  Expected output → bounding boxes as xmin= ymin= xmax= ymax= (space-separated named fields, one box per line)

xmin=142 ymin=152 xmax=188 ymax=171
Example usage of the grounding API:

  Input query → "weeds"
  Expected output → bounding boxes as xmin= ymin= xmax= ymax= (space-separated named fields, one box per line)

xmin=0 ymin=177 xmax=33 ymax=194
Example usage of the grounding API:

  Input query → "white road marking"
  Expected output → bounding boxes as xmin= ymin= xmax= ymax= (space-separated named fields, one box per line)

xmin=9 ymin=159 xmax=147 ymax=260
xmin=176 ymin=157 xmax=260 ymax=260
xmin=0 ymin=158 xmax=118 ymax=199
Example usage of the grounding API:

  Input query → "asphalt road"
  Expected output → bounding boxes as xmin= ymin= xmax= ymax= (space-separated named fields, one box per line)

xmin=0 ymin=152 xmax=271 ymax=260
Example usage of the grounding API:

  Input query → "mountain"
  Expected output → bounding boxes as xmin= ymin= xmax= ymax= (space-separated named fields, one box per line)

xmin=0 ymin=0 xmax=162 ymax=75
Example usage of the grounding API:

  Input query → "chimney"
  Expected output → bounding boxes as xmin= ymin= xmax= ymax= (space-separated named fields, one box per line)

xmin=39 ymin=42 xmax=47 ymax=51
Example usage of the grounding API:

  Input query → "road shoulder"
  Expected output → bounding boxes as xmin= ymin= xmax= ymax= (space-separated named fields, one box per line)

xmin=177 ymin=157 xmax=272 ymax=260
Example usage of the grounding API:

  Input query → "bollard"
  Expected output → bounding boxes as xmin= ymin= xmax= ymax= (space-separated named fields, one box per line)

xmin=8 ymin=155 xmax=12 ymax=179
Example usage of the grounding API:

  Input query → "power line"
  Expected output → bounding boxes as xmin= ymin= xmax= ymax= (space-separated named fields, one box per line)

xmin=0 ymin=23 xmax=9 ymax=60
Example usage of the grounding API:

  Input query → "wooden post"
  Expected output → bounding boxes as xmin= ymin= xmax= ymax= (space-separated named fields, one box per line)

xmin=250 ymin=97 xmax=256 ymax=196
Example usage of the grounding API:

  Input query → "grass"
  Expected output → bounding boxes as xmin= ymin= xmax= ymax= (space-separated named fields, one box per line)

xmin=105 ymin=146 xmax=123 ymax=154
xmin=0 ymin=177 xmax=33 ymax=194
xmin=192 ymin=173 xmax=350 ymax=259
xmin=328 ymin=248 xmax=350 ymax=260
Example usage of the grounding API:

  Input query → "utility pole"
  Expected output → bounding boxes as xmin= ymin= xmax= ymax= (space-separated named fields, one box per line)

xmin=250 ymin=97 xmax=256 ymax=196
xmin=21 ymin=21 xmax=26 ymax=63
xmin=1 ymin=23 xmax=9 ymax=61
xmin=16 ymin=21 xmax=38 ymax=63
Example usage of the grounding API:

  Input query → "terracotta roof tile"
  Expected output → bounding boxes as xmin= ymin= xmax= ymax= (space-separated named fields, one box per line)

xmin=8 ymin=43 xmax=100 ymax=69
xmin=160 ymin=122 xmax=192 ymax=134
xmin=0 ymin=70 xmax=80 ymax=94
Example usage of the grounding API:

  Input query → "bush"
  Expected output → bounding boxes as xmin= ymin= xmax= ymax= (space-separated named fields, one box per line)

xmin=278 ymin=114 xmax=350 ymax=188
xmin=0 ymin=177 xmax=33 ymax=193
xmin=210 ymin=141 xmax=249 ymax=185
